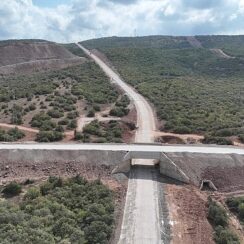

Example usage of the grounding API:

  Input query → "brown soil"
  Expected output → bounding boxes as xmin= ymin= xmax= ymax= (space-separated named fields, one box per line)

xmin=202 ymin=166 xmax=244 ymax=192
xmin=156 ymin=135 xmax=185 ymax=144
xmin=166 ymin=152 xmax=244 ymax=192
xmin=166 ymin=184 xmax=214 ymax=244
xmin=0 ymin=41 xmax=86 ymax=75
xmin=0 ymin=58 xmax=85 ymax=75
xmin=0 ymin=41 xmax=75 ymax=66
xmin=155 ymin=131 xmax=204 ymax=144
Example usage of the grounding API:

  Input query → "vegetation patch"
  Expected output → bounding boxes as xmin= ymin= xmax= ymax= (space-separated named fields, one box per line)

xmin=75 ymin=120 xmax=124 ymax=143
xmin=82 ymin=36 xmax=244 ymax=143
xmin=207 ymin=198 xmax=240 ymax=244
xmin=0 ymin=127 xmax=25 ymax=142
xmin=0 ymin=176 xmax=115 ymax=244
xmin=226 ymin=197 xmax=244 ymax=225
xmin=0 ymin=61 xmax=119 ymax=136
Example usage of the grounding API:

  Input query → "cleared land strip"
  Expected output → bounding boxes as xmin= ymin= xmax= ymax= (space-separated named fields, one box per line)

xmin=77 ymin=43 xmax=160 ymax=243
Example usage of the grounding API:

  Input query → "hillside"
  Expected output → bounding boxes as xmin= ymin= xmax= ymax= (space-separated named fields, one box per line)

xmin=0 ymin=40 xmax=76 ymax=66
xmin=81 ymin=35 xmax=244 ymax=144
xmin=0 ymin=40 xmax=85 ymax=75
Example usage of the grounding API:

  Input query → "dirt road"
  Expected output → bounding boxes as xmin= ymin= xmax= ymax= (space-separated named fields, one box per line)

xmin=76 ymin=43 xmax=162 ymax=243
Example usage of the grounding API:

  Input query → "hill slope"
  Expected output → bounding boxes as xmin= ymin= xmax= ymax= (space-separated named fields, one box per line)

xmin=0 ymin=40 xmax=85 ymax=75
xmin=81 ymin=35 xmax=244 ymax=144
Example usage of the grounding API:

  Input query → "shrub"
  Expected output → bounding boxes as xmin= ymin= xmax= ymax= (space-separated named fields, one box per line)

xmin=109 ymin=107 xmax=129 ymax=117
xmin=214 ymin=226 xmax=240 ymax=244
xmin=36 ymin=131 xmax=64 ymax=142
xmin=29 ymin=103 xmax=36 ymax=111
xmin=203 ymin=136 xmax=233 ymax=145
xmin=67 ymin=120 xmax=77 ymax=130
xmin=239 ymin=134 xmax=244 ymax=143
xmin=87 ymin=109 xmax=95 ymax=117
xmin=93 ymin=105 xmax=101 ymax=112
xmin=58 ymin=119 xmax=69 ymax=125
xmin=67 ymin=111 xmax=79 ymax=119
xmin=10 ymin=104 xmax=23 ymax=125
xmin=47 ymin=109 xmax=64 ymax=118
xmin=238 ymin=203 xmax=244 ymax=220
xmin=24 ymin=187 xmax=40 ymax=200
xmin=8 ymin=127 xmax=25 ymax=140
xmin=208 ymin=200 xmax=228 ymax=227
xmin=2 ymin=181 xmax=22 ymax=197
xmin=0 ymin=127 xmax=25 ymax=142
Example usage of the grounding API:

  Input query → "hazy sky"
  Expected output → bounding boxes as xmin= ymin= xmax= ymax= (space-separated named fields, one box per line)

xmin=0 ymin=0 xmax=244 ymax=43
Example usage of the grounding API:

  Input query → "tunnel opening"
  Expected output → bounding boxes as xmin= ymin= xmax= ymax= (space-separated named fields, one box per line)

xmin=200 ymin=180 xmax=217 ymax=191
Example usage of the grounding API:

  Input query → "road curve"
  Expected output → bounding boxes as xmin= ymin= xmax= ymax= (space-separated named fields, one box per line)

xmin=76 ymin=43 xmax=162 ymax=243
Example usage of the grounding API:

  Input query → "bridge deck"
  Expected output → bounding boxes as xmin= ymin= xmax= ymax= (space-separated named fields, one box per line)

xmin=0 ymin=143 xmax=243 ymax=154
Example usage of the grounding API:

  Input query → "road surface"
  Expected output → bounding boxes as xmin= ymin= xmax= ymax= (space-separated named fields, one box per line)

xmin=0 ymin=143 xmax=243 ymax=154
xmin=76 ymin=43 xmax=162 ymax=243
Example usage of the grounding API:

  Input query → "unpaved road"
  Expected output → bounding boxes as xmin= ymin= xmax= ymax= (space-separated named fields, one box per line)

xmin=0 ymin=57 xmax=84 ymax=69
xmin=76 ymin=43 xmax=161 ymax=243
xmin=210 ymin=48 xmax=234 ymax=59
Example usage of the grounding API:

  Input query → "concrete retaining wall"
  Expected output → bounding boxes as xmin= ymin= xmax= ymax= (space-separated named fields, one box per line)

xmin=160 ymin=153 xmax=190 ymax=183
xmin=0 ymin=149 xmax=127 ymax=166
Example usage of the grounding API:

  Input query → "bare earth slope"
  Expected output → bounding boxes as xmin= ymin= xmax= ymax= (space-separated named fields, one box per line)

xmin=0 ymin=40 xmax=85 ymax=74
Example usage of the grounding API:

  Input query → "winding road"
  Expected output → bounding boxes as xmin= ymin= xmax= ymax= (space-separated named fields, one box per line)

xmin=76 ymin=43 xmax=161 ymax=243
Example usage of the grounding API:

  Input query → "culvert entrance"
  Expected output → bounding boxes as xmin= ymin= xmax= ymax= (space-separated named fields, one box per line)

xmin=200 ymin=180 xmax=217 ymax=191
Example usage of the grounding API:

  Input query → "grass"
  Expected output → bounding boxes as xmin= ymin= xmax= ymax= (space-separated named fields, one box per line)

xmin=82 ymin=36 xmax=244 ymax=142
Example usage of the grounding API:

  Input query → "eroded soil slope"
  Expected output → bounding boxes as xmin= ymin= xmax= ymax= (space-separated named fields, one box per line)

xmin=0 ymin=40 xmax=75 ymax=66
xmin=165 ymin=152 xmax=244 ymax=192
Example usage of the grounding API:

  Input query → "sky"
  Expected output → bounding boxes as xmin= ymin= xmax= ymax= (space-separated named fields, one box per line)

xmin=0 ymin=0 xmax=244 ymax=43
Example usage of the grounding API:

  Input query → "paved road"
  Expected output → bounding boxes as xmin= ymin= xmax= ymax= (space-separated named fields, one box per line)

xmin=1 ymin=143 xmax=244 ymax=154
xmin=76 ymin=43 xmax=161 ymax=243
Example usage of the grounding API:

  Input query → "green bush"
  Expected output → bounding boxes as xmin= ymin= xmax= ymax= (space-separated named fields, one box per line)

xmin=0 ymin=127 xmax=25 ymax=142
xmin=87 ymin=109 xmax=95 ymax=117
xmin=28 ymin=103 xmax=36 ymax=111
xmin=67 ymin=120 xmax=77 ymax=130
xmin=67 ymin=111 xmax=79 ymax=119
xmin=109 ymin=107 xmax=129 ymax=117
xmin=2 ymin=181 xmax=22 ymax=197
xmin=58 ymin=119 xmax=69 ymax=125
xmin=203 ymin=136 xmax=233 ymax=145
xmin=208 ymin=200 xmax=228 ymax=227
xmin=10 ymin=104 xmax=23 ymax=125
xmin=36 ymin=131 xmax=64 ymax=142
xmin=47 ymin=109 xmax=64 ymax=118
xmin=239 ymin=134 xmax=244 ymax=143
xmin=214 ymin=226 xmax=240 ymax=244
xmin=24 ymin=187 xmax=40 ymax=200
xmin=238 ymin=203 xmax=244 ymax=220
